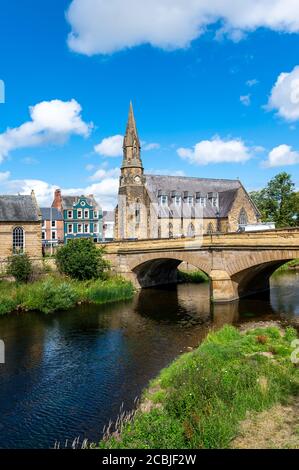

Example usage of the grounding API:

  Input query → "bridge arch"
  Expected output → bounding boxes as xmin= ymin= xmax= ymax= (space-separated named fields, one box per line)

xmin=228 ymin=250 xmax=299 ymax=299
xmin=128 ymin=253 xmax=211 ymax=288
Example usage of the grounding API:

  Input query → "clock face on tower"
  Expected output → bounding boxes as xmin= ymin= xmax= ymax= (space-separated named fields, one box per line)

xmin=134 ymin=175 xmax=141 ymax=184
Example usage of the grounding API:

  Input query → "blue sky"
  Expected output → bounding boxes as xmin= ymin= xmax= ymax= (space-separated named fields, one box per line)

xmin=0 ymin=0 xmax=299 ymax=209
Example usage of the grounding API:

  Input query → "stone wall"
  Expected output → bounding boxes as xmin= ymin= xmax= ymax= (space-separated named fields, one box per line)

xmin=227 ymin=187 xmax=258 ymax=232
xmin=0 ymin=221 xmax=42 ymax=261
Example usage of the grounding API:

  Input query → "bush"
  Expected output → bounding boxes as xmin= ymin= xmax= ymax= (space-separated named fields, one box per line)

xmin=7 ymin=254 xmax=33 ymax=283
xmin=0 ymin=297 xmax=18 ymax=315
xmin=56 ymin=239 xmax=109 ymax=281
xmin=23 ymin=279 xmax=79 ymax=314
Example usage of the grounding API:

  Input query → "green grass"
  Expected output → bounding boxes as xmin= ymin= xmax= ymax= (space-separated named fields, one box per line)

xmin=178 ymin=269 xmax=209 ymax=284
xmin=0 ymin=275 xmax=135 ymax=315
xmin=274 ymin=259 xmax=299 ymax=273
xmin=99 ymin=325 xmax=299 ymax=449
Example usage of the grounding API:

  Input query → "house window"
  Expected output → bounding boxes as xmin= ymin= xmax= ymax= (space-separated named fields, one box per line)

xmin=160 ymin=195 xmax=168 ymax=206
xmin=84 ymin=210 xmax=89 ymax=219
xmin=239 ymin=208 xmax=248 ymax=228
xmin=51 ymin=220 xmax=56 ymax=228
xmin=187 ymin=196 xmax=194 ymax=206
xmin=42 ymin=231 xmax=45 ymax=240
xmin=77 ymin=209 xmax=82 ymax=219
xmin=51 ymin=231 xmax=56 ymax=240
xmin=187 ymin=223 xmax=195 ymax=237
xmin=207 ymin=222 xmax=214 ymax=234
xmin=84 ymin=223 xmax=89 ymax=233
xmin=13 ymin=227 xmax=25 ymax=254
xmin=67 ymin=210 xmax=72 ymax=219
xmin=67 ymin=224 xmax=73 ymax=234
xmin=94 ymin=223 xmax=98 ymax=233
xmin=94 ymin=210 xmax=98 ymax=219
xmin=77 ymin=224 xmax=83 ymax=234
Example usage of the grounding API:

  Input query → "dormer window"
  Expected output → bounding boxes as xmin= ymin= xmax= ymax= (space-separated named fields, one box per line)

xmin=208 ymin=192 xmax=218 ymax=208
xmin=174 ymin=196 xmax=181 ymax=206
xmin=196 ymin=193 xmax=206 ymax=207
xmin=187 ymin=196 xmax=194 ymax=206
xmin=160 ymin=195 xmax=168 ymax=206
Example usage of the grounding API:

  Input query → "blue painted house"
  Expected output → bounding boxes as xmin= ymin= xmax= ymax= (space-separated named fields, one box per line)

xmin=52 ymin=190 xmax=103 ymax=243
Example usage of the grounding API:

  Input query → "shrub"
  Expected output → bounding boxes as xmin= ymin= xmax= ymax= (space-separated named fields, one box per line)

xmin=7 ymin=254 xmax=33 ymax=283
xmin=0 ymin=297 xmax=18 ymax=315
xmin=23 ymin=279 xmax=79 ymax=314
xmin=56 ymin=239 xmax=109 ymax=281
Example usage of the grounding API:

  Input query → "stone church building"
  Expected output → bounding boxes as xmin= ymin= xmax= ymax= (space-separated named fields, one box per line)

xmin=115 ymin=104 xmax=260 ymax=240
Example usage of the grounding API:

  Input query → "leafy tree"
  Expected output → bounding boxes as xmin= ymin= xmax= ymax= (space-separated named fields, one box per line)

xmin=56 ymin=238 xmax=109 ymax=281
xmin=250 ymin=172 xmax=297 ymax=228
xmin=7 ymin=253 xmax=33 ymax=283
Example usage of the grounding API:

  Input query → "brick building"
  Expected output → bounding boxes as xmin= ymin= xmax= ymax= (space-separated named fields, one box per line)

xmin=0 ymin=191 xmax=42 ymax=262
xmin=41 ymin=207 xmax=64 ymax=246
xmin=115 ymin=104 xmax=260 ymax=240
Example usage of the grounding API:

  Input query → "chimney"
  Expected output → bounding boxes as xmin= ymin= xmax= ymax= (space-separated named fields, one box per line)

xmin=31 ymin=189 xmax=42 ymax=219
xmin=52 ymin=189 xmax=62 ymax=210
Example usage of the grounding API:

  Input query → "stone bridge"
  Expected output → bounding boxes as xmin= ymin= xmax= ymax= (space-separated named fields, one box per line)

xmin=101 ymin=228 xmax=299 ymax=302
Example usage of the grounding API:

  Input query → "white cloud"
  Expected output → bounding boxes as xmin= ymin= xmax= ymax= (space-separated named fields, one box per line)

xmin=177 ymin=136 xmax=251 ymax=165
xmin=263 ymin=144 xmax=299 ymax=167
xmin=89 ymin=167 xmax=120 ymax=181
xmin=66 ymin=0 xmax=299 ymax=55
xmin=94 ymin=135 xmax=160 ymax=157
xmin=142 ymin=142 xmax=161 ymax=151
xmin=267 ymin=66 xmax=299 ymax=121
xmin=246 ymin=79 xmax=259 ymax=87
xmin=240 ymin=94 xmax=251 ymax=106
xmin=0 ymin=99 xmax=91 ymax=162
xmin=0 ymin=175 xmax=119 ymax=211
xmin=94 ymin=135 xmax=123 ymax=157
xmin=0 ymin=171 xmax=10 ymax=182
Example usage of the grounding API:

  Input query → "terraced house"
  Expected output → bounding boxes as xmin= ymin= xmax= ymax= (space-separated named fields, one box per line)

xmin=52 ymin=190 xmax=103 ymax=243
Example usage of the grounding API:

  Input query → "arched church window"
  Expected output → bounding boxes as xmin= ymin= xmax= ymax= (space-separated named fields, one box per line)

xmin=13 ymin=227 xmax=25 ymax=254
xmin=239 ymin=208 xmax=248 ymax=227
xmin=207 ymin=222 xmax=214 ymax=234
xmin=187 ymin=223 xmax=195 ymax=237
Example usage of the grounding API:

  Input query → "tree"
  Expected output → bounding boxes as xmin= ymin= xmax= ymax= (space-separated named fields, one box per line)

xmin=56 ymin=238 xmax=109 ymax=281
xmin=250 ymin=172 xmax=297 ymax=228
xmin=7 ymin=253 xmax=33 ymax=283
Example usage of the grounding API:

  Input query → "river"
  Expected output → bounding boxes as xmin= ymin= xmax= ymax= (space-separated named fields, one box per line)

xmin=0 ymin=271 xmax=298 ymax=449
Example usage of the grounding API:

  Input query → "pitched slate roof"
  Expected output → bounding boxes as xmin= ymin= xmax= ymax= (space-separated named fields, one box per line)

xmin=40 ymin=207 xmax=63 ymax=221
xmin=0 ymin=195 xmax=40 ymax=222
xmin=144 ymin=175 xmax=244 ymax=218
xmin=103 ymin=210 xmax=115 ymax=222
xmin=61 ymin=195 xmax=101 ymax=210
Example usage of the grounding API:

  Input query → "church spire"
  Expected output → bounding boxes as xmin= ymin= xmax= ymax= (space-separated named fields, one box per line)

xmin=123 ymin=101 xmax=140 ymax=148
xmin=122 ymin=102 xmax=143 ymax=170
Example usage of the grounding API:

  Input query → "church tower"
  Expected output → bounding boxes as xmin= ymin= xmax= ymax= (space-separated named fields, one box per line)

xmin=115 ymin=103 xmax=148 ymax=240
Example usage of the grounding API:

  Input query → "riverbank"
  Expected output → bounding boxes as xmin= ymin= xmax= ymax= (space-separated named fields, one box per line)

xmin=99 ymin=323 xmax=299 ymax=449
xmin=177 ymin=269 xmax=209 ymax=284
xmin=0 ymin=275 xmax=135 ymax=315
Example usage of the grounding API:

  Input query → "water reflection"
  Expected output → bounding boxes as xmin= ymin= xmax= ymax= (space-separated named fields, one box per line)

xmin=0 ymin=272 xmax=298 ymax=448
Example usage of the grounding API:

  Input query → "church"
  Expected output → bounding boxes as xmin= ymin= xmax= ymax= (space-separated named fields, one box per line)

xmin=114 ymin=104 xmax=260 ymax=240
